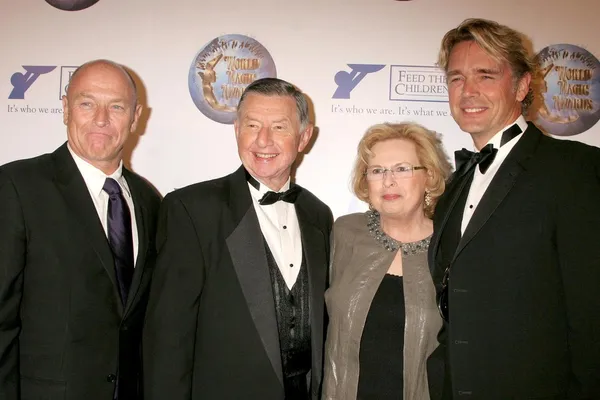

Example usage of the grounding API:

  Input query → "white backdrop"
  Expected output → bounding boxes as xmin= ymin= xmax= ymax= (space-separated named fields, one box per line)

xmin=1 ymin=0 xmax=599 ymax=218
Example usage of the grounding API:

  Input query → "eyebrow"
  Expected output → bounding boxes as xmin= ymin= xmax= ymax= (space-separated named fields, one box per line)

xmin=368 ymin=162 xmax=410 ymax=168
xmin=76 ymin=92 xmax=127 ymax=103
xmin=242 ymin=115 xmax=291 ymax=125
xmin=447 ymin=68 xmax=502 ymax=76
xmin=476 ymin=68 xmax=502 ymax=75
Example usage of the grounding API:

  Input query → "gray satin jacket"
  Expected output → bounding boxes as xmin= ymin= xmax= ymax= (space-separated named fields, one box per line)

xmin=322 ymin=212 xmax=441 ymax=400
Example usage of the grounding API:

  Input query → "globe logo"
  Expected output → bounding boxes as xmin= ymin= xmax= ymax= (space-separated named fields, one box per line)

xmin=535 ymin=44 xmax=600 ymax=136
xmin=188 ymin=34 xmax=277 ymax=124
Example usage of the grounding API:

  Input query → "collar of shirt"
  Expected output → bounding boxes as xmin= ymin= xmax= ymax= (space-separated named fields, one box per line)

xmin=461 ymin=115 xmax=529 ymax=234
xmin=67 ymin=143 xmax=130 ymax=198
xmin=247 ymin=176 xmax=291 ymax=205
xmin=479 ymin=115 xmax=528 ymax=151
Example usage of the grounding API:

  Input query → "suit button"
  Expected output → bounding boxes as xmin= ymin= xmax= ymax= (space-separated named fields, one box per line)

xmin=122 ymin=325 xmax=128 ymax=331
xmin=106 ymin=374 xmax=117 ymax=383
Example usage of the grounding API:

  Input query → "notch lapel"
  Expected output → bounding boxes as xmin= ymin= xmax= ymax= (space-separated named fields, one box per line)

xmin=52 ymin=143 xmax=123 ymax=314
xmin=225 ymin=167 xmax=283 ymax=386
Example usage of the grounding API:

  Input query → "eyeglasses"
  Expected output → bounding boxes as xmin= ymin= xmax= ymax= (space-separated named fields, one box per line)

xmin=364 ymin=163 xmax=426 ymax=181
xmin=436 ymin=265 xmax=450 ymax=322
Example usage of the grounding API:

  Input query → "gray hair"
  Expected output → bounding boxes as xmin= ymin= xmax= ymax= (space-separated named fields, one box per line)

xmin=237 ymin=78 xmax=310 ymax=130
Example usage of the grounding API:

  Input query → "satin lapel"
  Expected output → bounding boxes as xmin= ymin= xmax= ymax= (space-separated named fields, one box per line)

xmin=295 ymin=193 xmax=327 ymax=388
xmin=51 ymin=143 xmax=123 ymax=314
xmin=122 ymin=170 xmax=149 ymax=315
xmin=455 ymin=124 xmax=542 ymax=258
xmin=225 ymin=166 xmax=283 ymax=386
xmin=429 ymin=168 xmax=475 ymax=274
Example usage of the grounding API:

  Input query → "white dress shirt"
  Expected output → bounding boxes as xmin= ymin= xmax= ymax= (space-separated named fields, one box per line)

xmin=68 ymin=144 xmax=139 ymax=265
xmin=248 ymin=177 xmax=303 ymax=290
xmin=460 ymin=116 xmax=529 ymax=234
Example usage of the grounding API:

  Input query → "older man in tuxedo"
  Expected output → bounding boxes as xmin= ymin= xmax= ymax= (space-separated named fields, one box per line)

xmin=0 ymin=60 xmax=160 ymax=399
xmin=144 ymin=78 xmax=333 ymax=399
xmin=428 ymin=18 xmax=600 ymax=399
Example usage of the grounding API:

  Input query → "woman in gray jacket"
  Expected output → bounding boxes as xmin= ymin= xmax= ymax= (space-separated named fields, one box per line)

xmin=322 ymin=122 xmax=451 ymax=399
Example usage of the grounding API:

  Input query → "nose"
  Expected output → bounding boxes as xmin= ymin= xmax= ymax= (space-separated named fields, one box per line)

xmin=94 ymin=106 xmax=110 ymax=127
xmin=256 ymin=126 xmax=273 ymax=147
xmin=462 ymin=76 xmax=479 ymax=97
xmin=382 ymin=170 xmax=397 ymax=187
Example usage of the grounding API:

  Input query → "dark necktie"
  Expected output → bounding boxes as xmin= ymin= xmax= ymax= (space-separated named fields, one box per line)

xmin=103 ymin=178 xmax=134 ymax=305
xmin=454 ymin=123 xmax=523 ymax=174
xmin=245 ymin=169 xmax=302 ymax=205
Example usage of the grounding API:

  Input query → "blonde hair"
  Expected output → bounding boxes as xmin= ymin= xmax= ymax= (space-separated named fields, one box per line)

xmin=351 ymin=122 xmax=452 ymax=218
xmin=438 ymin=18 xmax=537 ymax=113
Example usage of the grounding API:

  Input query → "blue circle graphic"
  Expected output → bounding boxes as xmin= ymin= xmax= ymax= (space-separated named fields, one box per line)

xmin=535 ymin=44 xmax=600 ymax=136
xmin=188 ymin=34 xmax=277 ymax=124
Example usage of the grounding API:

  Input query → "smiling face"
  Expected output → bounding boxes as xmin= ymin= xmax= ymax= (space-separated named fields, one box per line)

xmin=62 ymin=62 xmax=142 ymax=174
xmin=447 ymin=40 xmax=530 ymax=149
xmin=367 ymin=139 xmax=430 ymax=220
xmin=234 ymin=93 xmax=313 ymax=191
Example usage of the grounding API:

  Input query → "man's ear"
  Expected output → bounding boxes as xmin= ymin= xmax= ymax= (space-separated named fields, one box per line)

xmin=62 ymin=95 xmax=69 ymax=125
xmin=297 ymin=124 xmax=314 ymax=152
xmin=130 ymin=103 xmax=143 ymax=132
xmin=515 ymin=72 xmax=531 ymax=102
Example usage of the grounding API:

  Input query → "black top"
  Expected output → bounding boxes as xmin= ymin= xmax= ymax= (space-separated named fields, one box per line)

xmin=357 ymin=273 xmax=405 ymax=399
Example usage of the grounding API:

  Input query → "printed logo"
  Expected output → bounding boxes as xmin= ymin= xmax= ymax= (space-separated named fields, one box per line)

xmin=536 ymin=44 xmax=600 ymax=136
xmin=45 ymin=0 xmax=100 ymax=11
xmin=9 ymin=66 xmax=57 ymax=99
xmin=389 ymin=65 xmax=448 ymax=102
xmin=59 ymin=66 xmax=78 ymax=99
xmin=332 ymin=64 xmax=386 ymax=99
xmin=188 ymin=34 xmax=277 ymax=124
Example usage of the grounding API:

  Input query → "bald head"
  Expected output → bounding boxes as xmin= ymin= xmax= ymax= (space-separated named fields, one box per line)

xmin=61 ymin=59 xmax=143 ymax=175
xmin=67 ymin=59 xmax=138 ymax=104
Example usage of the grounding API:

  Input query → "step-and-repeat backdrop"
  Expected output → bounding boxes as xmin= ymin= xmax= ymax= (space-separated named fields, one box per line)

xmin=1 ymin=0 xmax=599 ymax=218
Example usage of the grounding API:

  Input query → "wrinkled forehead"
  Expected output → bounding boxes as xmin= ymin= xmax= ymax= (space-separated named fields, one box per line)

xmin=448 ymin=40 xmax=509 ymax=74
xmin=67 ymin=62 xmax=137 ymax=102
xmin=238 ymin=93 xmax=298 ymax=120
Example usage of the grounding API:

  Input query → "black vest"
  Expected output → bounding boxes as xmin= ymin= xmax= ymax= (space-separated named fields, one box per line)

xmin=264 ymin=240 xmax=311 ymax=400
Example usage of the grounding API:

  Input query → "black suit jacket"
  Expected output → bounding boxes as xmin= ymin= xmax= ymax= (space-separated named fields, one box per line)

xmin=143 ymin=166 xmax=333 ymax=400
xmin=0 ymin=143 xmax=160 ymax=400
xmin=427 ymin=123 xmax=600 ymax=400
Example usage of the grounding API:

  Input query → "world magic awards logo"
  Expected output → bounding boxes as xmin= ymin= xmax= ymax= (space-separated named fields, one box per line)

xmin=188 ymin=34 xmax=277 ymax=124
xmin=536 ymin=44 xmax=600 ymax=136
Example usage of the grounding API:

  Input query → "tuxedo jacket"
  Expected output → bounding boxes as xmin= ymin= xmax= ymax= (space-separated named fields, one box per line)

xmin=427 ymin=123 xmax=600 ymax=399
xmin=143 ymin=166 xmax=333 ymax=400
xmin=0 ymin=143 xmax=161 ymax=400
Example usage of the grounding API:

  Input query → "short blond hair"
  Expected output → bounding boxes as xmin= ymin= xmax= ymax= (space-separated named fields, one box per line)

xmin=351 ymin=123 xmax=452 ymax=218
xmin=438 ymin=18 xmax=537 ymax=113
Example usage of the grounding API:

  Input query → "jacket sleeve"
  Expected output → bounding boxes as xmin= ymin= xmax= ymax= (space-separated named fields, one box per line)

xmin=557 ymin=147 xmax=600 ymax=398
xmin=0 ymin=170 xmax=26 ymax=400
xmin=142 ymin=193 xmax=205 ymax=400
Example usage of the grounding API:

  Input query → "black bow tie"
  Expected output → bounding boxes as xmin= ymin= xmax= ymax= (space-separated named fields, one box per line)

xmin=259 ymin=186 xmax=301 ymax=205
xmin=454 ymin=123 xmax=523 ymax=174
xmin=245 ymin=169 xmax=301 ymax=205
xmin=455 ymin=144 xmax=497 ymax=174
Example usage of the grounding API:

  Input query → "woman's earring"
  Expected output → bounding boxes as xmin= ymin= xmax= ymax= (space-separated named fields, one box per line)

xmin=424 ymin=189 xmax=432 ymax=207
